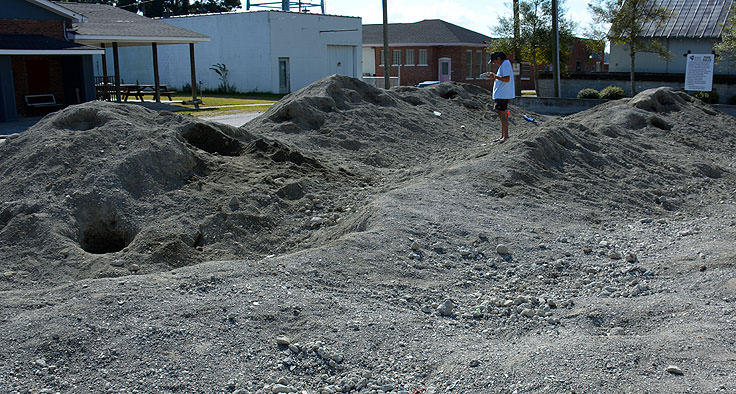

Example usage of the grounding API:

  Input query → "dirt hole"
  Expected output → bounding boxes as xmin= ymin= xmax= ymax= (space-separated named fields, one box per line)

xmin=78 ymin=214 xmax=137 ymax=254
xmin=182 ymin=124 xmax=243 ymax=156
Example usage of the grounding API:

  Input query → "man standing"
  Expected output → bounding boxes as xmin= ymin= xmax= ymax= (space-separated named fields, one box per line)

xmin=485 ymin=51 xmax=515 ymax=142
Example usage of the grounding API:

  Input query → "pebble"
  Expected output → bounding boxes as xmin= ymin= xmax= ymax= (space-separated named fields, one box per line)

xmin=496 ymin=244 xmax=509 ymax=255
xmin=411 ymin=241 xmax=421 ymax=251
xmin=666 ymin=365 xmax=684 ymax=375
xmin=276 ymin=335 xmax=291 ymax=346
xmin=625 ymin=252 xmax=637 ymax=263
xmin=438 ymin=299 xmax=455 ymax=316
xmin=609 ymin=327 xmax=625 ymax=335
xmin=608 ymin=250 xmax=622 ymax=259
xmin=271 ymin=383 xmax=291 ymax=393
xmin=128 ymin=264 xmax=140 ymax=272
xmin=520 ymin=308 xmax=535 ymax=318
xmin=111 ymin=259 xmax=125 ymax=267
xmin=469 ymin=359 xmax=480 ymax=367
xmin=310 ymin=217 xmax=324 ymax=228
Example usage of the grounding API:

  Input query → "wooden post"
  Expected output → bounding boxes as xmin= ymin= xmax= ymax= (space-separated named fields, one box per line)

xmin=101 ymin=43 xmax=109 ymax=100
xmin=152 ymin=42 xmax=161 ymax=103
xmin=189 ymin=43 xmax=198 ymax=109
xmin=112 ymin=42 xmax=121 ymax=102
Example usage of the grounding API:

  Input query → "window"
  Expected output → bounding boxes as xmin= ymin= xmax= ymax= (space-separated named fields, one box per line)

xmin=418 ymin=49 xmax=428 ymax=66
xmin=486 ymin=53 xmax=493 ymax=72
xmin=465 ymin=50 xmax=473 ymax=78
xmin=405 ymin=49 xmax=415 ymax=65
xmin=380 ymin=50 xmax=385 ymax=66
xmin=475 ymin=51 xmax=483 ymax=78
xmin=392 ymin=50 xmax=402 ymax=66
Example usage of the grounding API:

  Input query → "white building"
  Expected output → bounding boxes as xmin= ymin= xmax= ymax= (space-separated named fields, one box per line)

xmin=608 ymin=0 xmax=736 ymax=75
xmin=97 ymin=10 xmax=362 ymax=94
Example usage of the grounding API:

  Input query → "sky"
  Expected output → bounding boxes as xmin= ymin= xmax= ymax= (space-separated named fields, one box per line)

xmin=240 ymin=0 xmax=598 ymax=37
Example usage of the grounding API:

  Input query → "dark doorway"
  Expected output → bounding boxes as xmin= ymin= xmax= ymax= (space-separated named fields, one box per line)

xmin=25 ymin=59 xmax=51 ymax=94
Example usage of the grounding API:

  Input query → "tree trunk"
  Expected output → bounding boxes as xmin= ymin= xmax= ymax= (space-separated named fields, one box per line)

xmin=532 ymin=50 xmax=539 ymax=96
xmin=629 ymin=47 xmax=636 ymax=96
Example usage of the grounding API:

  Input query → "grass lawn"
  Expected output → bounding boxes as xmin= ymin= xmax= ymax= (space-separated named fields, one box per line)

xmin=165 ymin=93 xmax=280 ymax=117
xmin=177 ymin=105 xmax=274 ymax=117
xmin=521 ymin=90 xmax=537 ymax=97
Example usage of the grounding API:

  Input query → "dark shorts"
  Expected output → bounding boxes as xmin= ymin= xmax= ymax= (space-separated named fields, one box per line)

xmin=494 ymin=99 xmax=509 ymax=111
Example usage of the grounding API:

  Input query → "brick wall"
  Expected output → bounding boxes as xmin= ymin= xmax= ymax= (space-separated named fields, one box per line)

xmin=0 ymin=19 xmax=67 ymax=39
xmin=373 ymin=46 xmax=494 ymax=89
xmin=12 ymin=55 xmax=65 ymax=116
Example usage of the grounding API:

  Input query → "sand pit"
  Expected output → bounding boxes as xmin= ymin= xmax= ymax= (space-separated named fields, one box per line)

xmin=1 ymin=77 xmax=735 ymax=393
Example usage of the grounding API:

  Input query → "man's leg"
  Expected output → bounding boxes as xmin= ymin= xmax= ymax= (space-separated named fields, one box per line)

xmin=499 ymin=109 xmax=508 ymax=140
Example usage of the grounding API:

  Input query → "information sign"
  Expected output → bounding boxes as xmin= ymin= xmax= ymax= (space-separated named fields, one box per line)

xmin=685 ymin=54 xmax=714 ymax=91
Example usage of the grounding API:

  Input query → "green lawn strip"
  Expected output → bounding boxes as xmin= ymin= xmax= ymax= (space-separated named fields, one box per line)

xmin=178 ymin=105 xmax=273 ymax=117
xmin=171 ymin=92 xmax=282 ymax=108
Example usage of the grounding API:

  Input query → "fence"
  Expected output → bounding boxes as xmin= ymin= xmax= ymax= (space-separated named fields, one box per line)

xmin=362 ymin=76 xmax=399 ymax=89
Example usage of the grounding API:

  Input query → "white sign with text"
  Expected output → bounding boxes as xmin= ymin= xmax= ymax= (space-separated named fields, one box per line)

xmin=685 ymin=54 xmax=714 ymax=91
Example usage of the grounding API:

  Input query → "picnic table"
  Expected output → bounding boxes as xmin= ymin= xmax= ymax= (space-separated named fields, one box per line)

xmin=95 ymin=83 xmax=175 ymax=102
xmin=122 ymin=84 xmax=175 ymax=102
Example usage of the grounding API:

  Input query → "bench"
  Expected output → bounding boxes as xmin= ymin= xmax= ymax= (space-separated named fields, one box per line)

xmin=25 ymin=94 xmax=62 ymax=108
xmin=141 ymin=90 xmax=175 ymax=101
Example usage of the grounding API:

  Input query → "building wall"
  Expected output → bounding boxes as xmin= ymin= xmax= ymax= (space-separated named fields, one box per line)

xmin=102 ymin=11 xmax=362 ymax=94
xmin=4 ymin=0 xmax=68 ymax=21
xmin=610 ymin=38 xmax=736 ymax=75
xmin=0 ymin=19 xmax=67 ymax=40
xmin=268 ymin=12 xmax=361 ymax=92
xmin=372 ymin=45 xmax=492 ymax=88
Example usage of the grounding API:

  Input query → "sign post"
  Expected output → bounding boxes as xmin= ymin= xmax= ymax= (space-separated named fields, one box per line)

xmin=684 ymin=54 xmax=714 ymax=92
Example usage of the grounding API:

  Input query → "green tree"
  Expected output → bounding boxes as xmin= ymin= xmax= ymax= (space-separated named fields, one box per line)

xmin=59 ymin=0 xmax=241 ymax=17
xmin=493 ymin=0 xmax=576 ymax=96
xmin=714 ymin=6 xmax=736 ymax=62
xmin=588 ymin=0 xmax=671 ymax=95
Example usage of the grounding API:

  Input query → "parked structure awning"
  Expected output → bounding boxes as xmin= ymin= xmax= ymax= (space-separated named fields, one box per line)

xmin=58 ymin=2 xmax=210 ymax=46
xmin=0 ymin=34 xmax=103 ymax=55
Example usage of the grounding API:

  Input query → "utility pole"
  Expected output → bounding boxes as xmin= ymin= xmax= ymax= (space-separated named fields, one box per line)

xmin=551 ymin=0 xmax=560 ymax=97
xmin=513 ymin=0 xmax=521 ymax=96
xmin=382 ymin=0 xmax=390 ymax=89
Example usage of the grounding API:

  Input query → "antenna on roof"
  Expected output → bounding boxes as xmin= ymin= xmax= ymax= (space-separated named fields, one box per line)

xmin=246 ymin=1 xmax=326 ymax=14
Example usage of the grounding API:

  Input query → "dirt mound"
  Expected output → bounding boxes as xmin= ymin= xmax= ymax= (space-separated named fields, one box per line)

xmin=2 ymin=78 xmax=736 ymax=394
xmin=0 ymin=101 xmax=361 ymax=289
xmin=245 ymin=75 xmax=500 ymax=173
xmin=483 ymin=87 xmax=736 ymax=215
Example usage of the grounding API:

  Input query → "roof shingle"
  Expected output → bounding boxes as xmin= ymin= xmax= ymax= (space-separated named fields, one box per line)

xmin=363 ymin=19 xmax=491 ymax=46
xmin=55 ymin=1 xmax=208 ymax=41
xmin=639 ymin=0 xmax=735 ymax=38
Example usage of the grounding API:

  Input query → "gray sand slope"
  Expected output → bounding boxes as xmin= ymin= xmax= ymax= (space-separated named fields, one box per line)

xmin=0 ymin=75 xmax=734 ymax=393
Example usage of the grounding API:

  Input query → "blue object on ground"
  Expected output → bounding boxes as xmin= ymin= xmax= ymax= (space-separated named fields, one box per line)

xmin=523 ymin=115 xmax=537 ymax=124
xmin=416 ymin=81 xmax=441 ymax=87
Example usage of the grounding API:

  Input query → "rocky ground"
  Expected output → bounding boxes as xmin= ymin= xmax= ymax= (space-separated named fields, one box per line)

xmin=0 ymin=76 xmax=735 ymax=393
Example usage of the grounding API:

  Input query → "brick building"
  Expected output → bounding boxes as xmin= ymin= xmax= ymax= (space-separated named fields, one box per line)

xmin=0 ymin=0 xmax=102 ymax=121
xmin=362 ymin=20 xmax=494 ymax=88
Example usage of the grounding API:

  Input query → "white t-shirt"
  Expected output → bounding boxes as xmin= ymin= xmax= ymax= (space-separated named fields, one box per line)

xmin=492 ymin=59 xmax=515 ymax=100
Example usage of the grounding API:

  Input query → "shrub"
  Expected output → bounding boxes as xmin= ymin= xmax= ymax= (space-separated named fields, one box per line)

xmin=691 ymin=90 xmax=719 ymax=104
xmin=577 ymin=88 xmax=600 ymax=99
xmin=600 ymin=85 xmax=626 ymax=100
xmin=728 ymin=95 xmax=736 ymax=105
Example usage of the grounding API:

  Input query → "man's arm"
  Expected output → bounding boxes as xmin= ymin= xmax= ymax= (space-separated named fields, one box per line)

xmin=494 ymin=74 xmax=511 ymax=82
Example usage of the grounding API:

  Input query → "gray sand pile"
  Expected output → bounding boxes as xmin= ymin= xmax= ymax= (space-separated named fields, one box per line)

xmin=1 ymin=77 xmax=735 ymax=393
